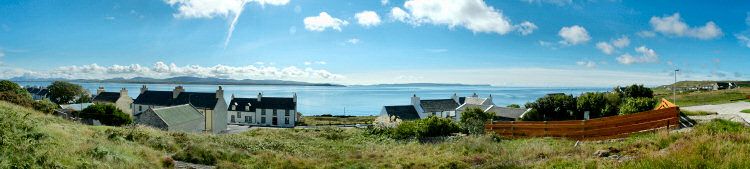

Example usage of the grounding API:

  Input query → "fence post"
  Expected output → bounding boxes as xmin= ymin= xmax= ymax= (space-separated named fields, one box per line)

xmin=581 ymin=120 xmax=586 ymax=140
xmin=511 ymin=121 xmax=515 ymax=137
xmin=544 ymin=121 xmax=548 ymax=137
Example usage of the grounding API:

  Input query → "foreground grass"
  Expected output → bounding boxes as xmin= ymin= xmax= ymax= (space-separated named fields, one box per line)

xmin=299 ymin=116 xmax=376 ymax=126
xmin=655 ymin=87 xmax=750 ymax=106
xmin=3 ymin=101 xmax=750 ymax=168
xmin=681 ymin=110 xmax=718 ymax=116
xmin=741 ymin=109 xmax=750 ymax=114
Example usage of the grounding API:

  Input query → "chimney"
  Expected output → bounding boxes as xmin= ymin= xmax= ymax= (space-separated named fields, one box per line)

xmin=410 ymin=94 xmax=420 ymax=106
xmin=120 ymin=88 xmax=128 ymax=97
xmin=231 ymin=94 xmax=235 ymax=100
xmin=488 ymin=94 xmax=493 ymax=100
xmin=293 ymin=92 xmax=297 ymax=102
xmin=173 ymin=86 xmax=184 ymax=99
xmin=257 ymin=92 xmax=262 ymax=102
xmin=26 ymin=85 xmax=30 ymax=88
xmin=216 ymin=86 xmax=224 ymax=99
xmin=140 ymin=85 xmax=148 ymax=94
xmin=451 ymin=93 xmax=459 ymax=103
xmin=97 ymin=87 xmax=105 ymax=95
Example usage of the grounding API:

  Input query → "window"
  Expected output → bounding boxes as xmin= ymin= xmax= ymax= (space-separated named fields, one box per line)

xmin=139 ymin=105 xmax=142 ymax=111
xmin=261 ymin=109 xmax=266 ymax=115
xmin=245 ymin=116 xmax=251 ymax=123
xmin=285 ymin=109 xmax=289 ymax=116
xmin=285 ymin=117 xmax=289 ymax=124
xmin=237 ymin=112 xmax=241 ymax=118
xmin=261 ymin=117 xmax=266 ymax=123
xmin=273 ymin=109 xmax=277 ymax=116
xmin=230 ymin=115 xmax=235 ymax=123
xmin=232 ymin=105 xmax=236 ymax=111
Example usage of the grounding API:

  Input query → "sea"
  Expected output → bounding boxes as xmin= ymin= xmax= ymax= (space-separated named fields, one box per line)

xmin=16 ymin=82 xmax=610 ymax=116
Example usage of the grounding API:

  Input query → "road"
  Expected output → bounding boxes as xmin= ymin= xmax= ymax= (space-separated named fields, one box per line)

xmin=682 ymin=101 xmax=750 ymax=125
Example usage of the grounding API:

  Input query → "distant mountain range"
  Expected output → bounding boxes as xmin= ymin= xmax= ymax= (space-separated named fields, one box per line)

xmin=9 ymin=76 xmax=343 ymax=86
xmin=355 ymin=83 xmax=491 ymax=87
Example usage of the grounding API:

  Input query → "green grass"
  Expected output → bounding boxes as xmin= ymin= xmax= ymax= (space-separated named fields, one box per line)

xmin=4 ymin=100 xmax=750 ymax=168
xmin=741 ymin=109 xmax=750 ymax=114
xmin=299 ymin=115 xmax=376 ymax=126
xmin=681 ymin=110 xmax=718 ymax=116
xmin=655 ymin=87 xmax=750 ymax=106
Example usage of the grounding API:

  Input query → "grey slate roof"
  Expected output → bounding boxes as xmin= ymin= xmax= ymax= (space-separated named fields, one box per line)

xmin=486 ymin=106 xmax=529 ymax=119
xmin=228 ymin=97 xmax=296 ymax=111
xmin=134 ymin=91 xmax=218 ymax=110
xmin=383 ymin=105 xmax=420 ymax=120
xmin=456 ymin=104 xmax=492 ymax=111
xmin=93 ymin=92 xmax=120 ymax=103
xmin=151 ymin=104 xmax=204 ymax=126
xmin=463 ymin=97 xmax=488 ymax=105
xmin=420 ymin=99 xmax=459 ymax=112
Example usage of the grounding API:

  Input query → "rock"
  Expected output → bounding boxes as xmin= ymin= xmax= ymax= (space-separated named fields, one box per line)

xmin=594 ymin=149 xmax=610 ymax=157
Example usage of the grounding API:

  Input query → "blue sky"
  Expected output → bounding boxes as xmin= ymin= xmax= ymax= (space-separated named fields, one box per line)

xmin=0 ymin=0 xmax=749 ymax=87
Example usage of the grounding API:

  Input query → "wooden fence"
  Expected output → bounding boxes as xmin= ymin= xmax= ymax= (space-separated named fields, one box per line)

xmin=485 ymin=98 xmax=680 ymax=140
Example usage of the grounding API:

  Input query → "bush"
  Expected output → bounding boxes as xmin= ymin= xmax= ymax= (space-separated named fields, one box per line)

xmin=392 ymin=116 xmax=461 ymax=139
xmin=80 ymin=104 xmax=133 ymax=126
xmin=460 ymin=107 xmax=495 ymax=135
xmin=576 ymin=92 xmax=607 ymax=119
xmin=622 ymin=84 xmax=653 ymax=99
xmin=522 ymin=94 xmax=577 ymax=121
xmin=32 ymin=100 xmax=57 ymax=114
xmin=0 ymin=91 xmax=57 ymax=114
xmin=0 ymin=80 xmax=32 ymax=99
xmin=618 ymin=97 xmax=658 ymax=115
xmin=47 ymin=81 xmax=88 ymax=104
xmin=506 ymin=104 xmax=521 ymax=108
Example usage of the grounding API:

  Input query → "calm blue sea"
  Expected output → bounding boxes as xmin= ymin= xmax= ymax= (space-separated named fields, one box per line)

xmin=16 ymin=82 xmax=609 ymax=116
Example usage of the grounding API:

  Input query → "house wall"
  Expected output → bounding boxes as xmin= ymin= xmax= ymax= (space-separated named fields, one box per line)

xmin=115 ymin=97 xmax=134 ymax=116
xmin=133 ymin=104 xmax=165 ymax=116
xmin=212 ymin=99 xmax=228 ymax=133
xmin=134 ymin=110 xmax=168 ymax=131
xmin=168 ymin=117 xmax=205 ymax=133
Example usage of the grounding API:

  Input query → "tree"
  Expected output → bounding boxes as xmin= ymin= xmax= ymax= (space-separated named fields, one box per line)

xmin=576 ymin=92 xmax=607 ymax=119
xmin=506 ymin=104 xmax=521 ymax=108
xmin=460 ymin=107 xmax=496 ymax=135
xmin=48 ymin=81 xmax=87 ymax=104
xmin=618 ymin=97 xmax=658 ymax=115
xmin=79 ymin=104 xmax=133 ymax=126
xmin=522 ymin=94 xmax=577 ymax=121
xmin=0 ymin=80 xmax=32 ymax=99
xmin=622 ymin=84 xmax=654 ymax=99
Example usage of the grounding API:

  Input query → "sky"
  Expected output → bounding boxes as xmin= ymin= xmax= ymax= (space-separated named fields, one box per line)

xmin=1 ymin=0 xmax=749 ymax=87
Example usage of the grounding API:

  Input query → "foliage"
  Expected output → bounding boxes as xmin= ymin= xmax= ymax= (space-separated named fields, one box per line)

xmin=47 ymin=81 xmax=88 ymax=104
xmin=0 ymin=80 xmax=32 ymax=99
xmin=618 ymin=97 xmax=658 ymax=115
xmin=76 ymin=94 xmax=91 ymax=104
xmin=576 ymin=92 xmax=607 ymax=119
xmin=32 ymin=100 xmax=58 ymax=114
xmin=622 ymin=84 xmax=654 ymax=99
xmin=80 ymin=104 xmax=132 ymax=126
xmin=0 ymin=91 xmax=57 ymax=114
xmin=460 ymin=107 xmax=496 ymax=135
xmin=522 ymin=94 xmax=577 ymax=121
xmin=392 ymin=116 xmax=461 ymax=139
xmin=506 ymin=104 xmax=521 ymax=108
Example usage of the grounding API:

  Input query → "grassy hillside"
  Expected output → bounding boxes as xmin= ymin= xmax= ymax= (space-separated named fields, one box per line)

xmin=655 ymin=87 xmax=750 ymax=106
xmin=299 ymin=116 xmax=377 ymax=126
xmin=657 ymin=80 xmax=750 ymax=88
xmin=3 ymin=101 xmax=750 ymax=168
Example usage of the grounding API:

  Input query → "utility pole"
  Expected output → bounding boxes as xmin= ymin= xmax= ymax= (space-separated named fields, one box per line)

xmin=674 ymin=69 xmax=679 ymax=104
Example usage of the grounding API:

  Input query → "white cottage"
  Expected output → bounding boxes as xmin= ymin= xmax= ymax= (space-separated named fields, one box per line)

xmin=226 ymin=93 xmax=298 ymax=127
xmin=92 ymin=87 xmax=134 ymax=116
xmin=133 ymin=85 xmax=227 ymax=133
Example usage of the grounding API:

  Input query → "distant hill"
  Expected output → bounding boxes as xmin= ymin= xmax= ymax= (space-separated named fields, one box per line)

xmin=9 ymin=76 xmax=343 ymax=86
xmin=355 ymin=83 xmax=491 ymax=87
xmin=657 ymin=80 xmax=750 ymax=88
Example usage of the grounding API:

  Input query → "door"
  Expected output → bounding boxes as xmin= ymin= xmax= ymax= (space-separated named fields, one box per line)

xmin=231 ymin=115 xmax=235 ymax=123
xmin=272 ymin=117 xmax=278 ymax=125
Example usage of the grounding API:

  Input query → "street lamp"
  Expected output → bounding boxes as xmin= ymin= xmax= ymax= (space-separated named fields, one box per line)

xmin=674 ymin=69 xmax=679 ymax=104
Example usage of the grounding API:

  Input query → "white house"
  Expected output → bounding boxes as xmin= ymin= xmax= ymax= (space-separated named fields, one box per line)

xmin=92 ymin=87 xmax=134 ymax=116
xmin=377 ymin=93 xmax=494 ymax=123
xmin=226 ymin=93 xmax=298 ymax=127
xmin=133 ymin=85 xmax=227 ymax=133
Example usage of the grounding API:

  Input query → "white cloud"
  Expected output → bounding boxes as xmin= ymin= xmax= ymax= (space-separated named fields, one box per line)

xmin=595 ymin=42 xmax=614 ymax=54
xmin=381 ymin=0 xmax=389 ymax=5
xmin=649 ymin=13 xmax=723 ymax=40
xmin=736 ymin=34 xmax=750 ymax=48
xmin=346 ymin=38 xmax=361 ymax=44
xmin=558 ymin=25 xmax=590 ymax=45
xmin=666 ymin=61 xmax=676 ymax=66
xmin=576 ymin=61 xmax=596 ymax=68
xmin=304 ymin=62 xmax=311 ymax=65
xmin=516 ymin=21 xmax=538 ymax=36
xmin=164 ymin=0 xmax=289 ymax=48
xmin=637 ymin=31 xmax=656 ymax=38
xmin=390 ymin=0 xmax=536 ymax=35
xmin=304 ymin=12 xmax=348 ymax=32
xmin=33 ymin=62 xmax=342 ymax=81
xmin=354 ymin=11 xmax=381 ymax=27
xmin=612 ymin=35 xmax=630 ymax=48
xmin=520 ymin=0 xmax=572 ymax=6
xmin=616 ymin=46 xmax=659 ymax=65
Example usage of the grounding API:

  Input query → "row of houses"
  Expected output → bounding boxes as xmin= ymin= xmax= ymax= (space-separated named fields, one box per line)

xmin=664 ymin=82 xmax=740 ymax=92
xmin=376 ymin=93 xmax=530 ymax=124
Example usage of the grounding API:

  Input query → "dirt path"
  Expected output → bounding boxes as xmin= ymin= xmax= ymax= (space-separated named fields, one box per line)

xmin=682 ymin=101 xmax=750 ymax=125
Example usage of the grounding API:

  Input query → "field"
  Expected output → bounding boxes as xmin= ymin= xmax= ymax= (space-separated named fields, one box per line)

xmin=298 ymin=115 xmax=376 ymax=126
xmin=654 ymin=87 xmax=750 ymax=106
xmin=4 ymin=100 xmax=750 ymax=168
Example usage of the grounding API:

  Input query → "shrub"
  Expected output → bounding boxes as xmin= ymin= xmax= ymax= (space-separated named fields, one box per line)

xmin=522 ymin=94 xmax=577 ymax=121
xmin=0 ymin=91 xmax=57 ymax=114
xmin=506 ymin=104 xmax=521 ymax=108
xmin=80 ymin=104 xmax=133 ymax=126
xmin=392 ymin=116 xmax=460 ymax=139
xmin=618 ymin=97 xmax=658 ymax=115
xmin=0 ymin=80 xmax=32 ymax=99
xmin=460 ymin=107 xmax=495 ymax=135
xmin=622 ymin=84 xmax=654 ymax=98
xmin=32 ymin=100 xmax=57 ymax=114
